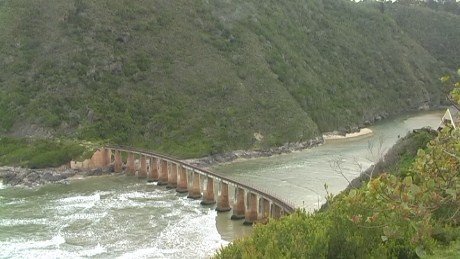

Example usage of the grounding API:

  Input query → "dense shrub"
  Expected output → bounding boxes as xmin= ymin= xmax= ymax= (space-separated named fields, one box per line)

xmin=0 ymin=0 xmax=458 ymax=157
xmin=216 ymin=127 xmax=460 ymax=258
xmin=0 ymin=137 xmax=92 ymax=168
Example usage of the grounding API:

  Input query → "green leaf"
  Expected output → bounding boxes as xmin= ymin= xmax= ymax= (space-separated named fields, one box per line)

xmin=415 ymin=245 xmax=427 ymax=258
xmin=403 ymin=176 xmax=413 ymax=186
xmin=446 ymin=189 xmax=457 ymax=200
xmin=349 ymin=189 xmax=357 ymax=198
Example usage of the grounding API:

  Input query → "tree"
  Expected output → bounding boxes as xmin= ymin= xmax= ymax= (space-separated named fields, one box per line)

xmin=442 ymin=68 xmax=460 ymax=109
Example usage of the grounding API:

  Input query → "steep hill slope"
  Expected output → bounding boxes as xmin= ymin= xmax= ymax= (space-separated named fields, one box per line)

xmin=385 ymin=3 xmax=460 ymax=70
xmin=0 ymin=0 xmax=458 ymax=157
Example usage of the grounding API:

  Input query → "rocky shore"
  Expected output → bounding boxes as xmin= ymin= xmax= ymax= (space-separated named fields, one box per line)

xmin=185 ymin=136 xmax=324 ymax=168
xmin=0 ymin=138 xmax=324 ymax=187
xmin=0 ymin=166 xmax=114 ymax=187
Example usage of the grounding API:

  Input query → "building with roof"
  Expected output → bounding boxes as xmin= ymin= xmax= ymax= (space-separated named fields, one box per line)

xmin=438 ymin=106 xmax=460 ymax=130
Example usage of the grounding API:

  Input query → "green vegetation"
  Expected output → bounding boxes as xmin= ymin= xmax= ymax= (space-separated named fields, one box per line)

xmin=385 ymin=3 xmax=460 ymax=70
xmin=0 ymin=0 xmax=459 ymax=159
xmin=216 ymin=127 xmax=460 ymax=258
xmin=216 ymin=75 xmax=460 ymax=258
xmin=0 ymin=137 xmax=94 ymax=168
xmin=392 ymin=0 xmax=460 ymax=16
xmin=346 ymin=127 xmax=437 ymax=190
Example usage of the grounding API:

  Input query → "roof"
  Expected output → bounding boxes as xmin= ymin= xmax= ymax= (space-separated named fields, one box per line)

xmin=448 ymin=107 xmax=459 ymax=119
xmin=439 ymin=106 xmax=460 ymax=129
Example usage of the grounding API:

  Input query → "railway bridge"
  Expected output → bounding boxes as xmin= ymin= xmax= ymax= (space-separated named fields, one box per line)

xmin=77 ymin=147 xmax=296 ymax=225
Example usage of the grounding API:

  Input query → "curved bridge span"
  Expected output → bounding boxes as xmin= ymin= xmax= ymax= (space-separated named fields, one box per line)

xmin=87 ymin=147 xmax=295 ymax=225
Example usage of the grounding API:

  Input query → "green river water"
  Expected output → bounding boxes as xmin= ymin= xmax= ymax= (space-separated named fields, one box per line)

xmin=0 ymin=111 xmax=443 ymax=258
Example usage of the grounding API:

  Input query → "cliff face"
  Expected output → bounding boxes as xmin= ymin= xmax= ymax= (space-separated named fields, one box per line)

xmin=0 ymin=0 xmax=458 ymax=157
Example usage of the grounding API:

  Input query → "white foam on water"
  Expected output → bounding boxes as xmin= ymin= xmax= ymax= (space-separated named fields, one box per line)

xmin=92 ymin=190 xmax=114 ymax=199
xmin=120 ymin=209 xmax=228 ymax=259
xmin=0 ymin=233 xmax=107 ymax=258
xmin=0 ymin=218 xmax=48 ymax=227
xmin=53 ymin=193 xmax=101 ymax=215
xmin=78 ymin=243 xmax=107 ymax=257
xmin=60 ymin=212 xmax=108 ymax=221
xmin=0 ymin=234 xmax=66 ymax=256
xmin=1 ymin=250 xmax=77 ymax=259
xmin=118 ymin=190 xmax=169 ymax=200
xmin=159 ymin=209 xmax=182 ymax=219
xmin=1 ymin=198 xmax=25 ymax=206
xmin=58 ymin=193 xmax=101 ymax=205
xmin=0 ymin=182 xmax=5 ymax=189
xmin=1 ymin=184 xmax=229 ymax=258
xmin=112 ymin=191 xmax=175 ymax=209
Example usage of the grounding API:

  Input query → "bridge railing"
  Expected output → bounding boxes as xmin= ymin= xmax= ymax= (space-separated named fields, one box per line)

xmin=106 ymin=145 xmax=296 ymax=213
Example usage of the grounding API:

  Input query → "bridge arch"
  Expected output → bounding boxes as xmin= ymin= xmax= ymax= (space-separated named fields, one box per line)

xmin=89 ymin=147 xmax=296 ymax=225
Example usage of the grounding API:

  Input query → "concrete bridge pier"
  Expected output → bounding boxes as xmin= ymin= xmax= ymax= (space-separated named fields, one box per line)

xmin=216 ymin=182 xmax=231 ymax=212
xmin=166 ymin=163 xmax=178 ymax=189
xmin=201 ymin=177 xmax=216 ymax=205
xmin=139 ymin=155 xmax=147 ymax=178
xmin=176 ymin=167 xmax=188 ymax=193
xmin=99 ymin=147 xmax=295 ymax=221
xmin=187 ymin=172 xmax=202 ymax=199
xmin=270 ymin=204 xmax=282 ymax=219
xmin=104 ymin=148 xmax=112 ymax=166
xmin=114 ymin=150 xmax=122 ymax=173
xmin=127 ymin=153 xmax=135 ymax=175
xmin=244 ymin=192 xmax=258 ymax=225
xmin=231 ymin=188 xmax=246 ymax=220
xmin=259 ymin=198 xmax=270 ymax=220
xmin=149 ymin=157 xmax=159 ymax=181
xmin=158 ymin=160 xmax=169 ymax=186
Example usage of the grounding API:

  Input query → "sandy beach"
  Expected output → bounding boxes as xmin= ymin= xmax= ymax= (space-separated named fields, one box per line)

xmin=322 ymin=128 xmax=373 ymax=141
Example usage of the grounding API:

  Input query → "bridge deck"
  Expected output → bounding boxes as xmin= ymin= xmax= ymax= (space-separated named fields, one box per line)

xmin=107 ymin=145 xmax=296 ymax=213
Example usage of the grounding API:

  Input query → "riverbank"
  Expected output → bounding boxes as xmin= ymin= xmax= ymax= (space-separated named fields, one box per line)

xmin=0 ymin=166 xmax=114 ymax=187
xmin=322 ymin=128 xmax=373 ymax=141
xmin=184 ymin=136 xmax=324 ymax=168
xmin=186 ymin=127 xmax=376 ymax=168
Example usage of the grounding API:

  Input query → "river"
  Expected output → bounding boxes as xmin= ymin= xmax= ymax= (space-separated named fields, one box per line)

xmin=0 ymin=111 xmax=443 ymax=258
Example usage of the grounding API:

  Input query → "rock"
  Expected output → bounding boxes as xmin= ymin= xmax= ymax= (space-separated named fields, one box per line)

xmin=40 ymin=171 xmax=66 ymax=182
xmin=183 ymin=136 xmax=324 ymax=167
xmin=0 ymin=166 xmax=98 ymax=187
xmin=85 ymin=168 xmax=103 ymax=176
xmin=26 ymin=172 xmax=40 ymax=182
xmin=116 ymin=33 xmax=130 ymax=43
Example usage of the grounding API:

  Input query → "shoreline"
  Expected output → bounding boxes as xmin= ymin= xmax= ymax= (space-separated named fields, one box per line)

xmin=0 ymin=128 xmax=378 ymax=188
xmin=184 ymin=136 xmax=324 ymax=168
xmin=184 ymin=127 xmax=376 ymax=168
xmin=1 ymin=109 xmax=443 ymax=188
xmin=322 ymin=128 xmax=373 ymax=141
xmin=0 ymin=166 xmax=115 ymax=188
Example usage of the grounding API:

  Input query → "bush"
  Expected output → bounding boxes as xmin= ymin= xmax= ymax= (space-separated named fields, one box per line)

xmin=0 ymin=137 xmax=91 ymax=168
xmin=216 ymin=128 xmax=460 ymax=258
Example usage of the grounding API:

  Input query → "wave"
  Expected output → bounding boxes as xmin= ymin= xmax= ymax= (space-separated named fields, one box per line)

xmin=57 ymin=193 xmax=101 ymax=205
xmin=0 ymin=234 xmax=65 ymax=255
xmin=0 ymin=218 xmax=48 ymax=227
xmin=78 ymin=243 xmax=107 ymax=257
xmin=119 ymin=209 xmax=228 ymax=259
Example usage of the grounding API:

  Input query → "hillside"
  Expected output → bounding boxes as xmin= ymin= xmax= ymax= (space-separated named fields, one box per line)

xmin=0 ymin=0 xmax=459 ymax=158
xmin=216 ymin=75 xmax=460 ymax=258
